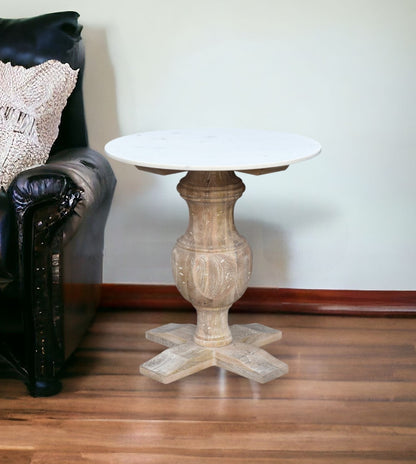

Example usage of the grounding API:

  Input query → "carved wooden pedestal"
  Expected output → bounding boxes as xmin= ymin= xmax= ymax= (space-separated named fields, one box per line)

xmin=140 ymin=171 xmax=288 ymax=383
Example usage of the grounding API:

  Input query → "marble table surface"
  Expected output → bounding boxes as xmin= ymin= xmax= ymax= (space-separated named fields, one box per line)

xmin=105 ymin=128 xmax=321 ymax=172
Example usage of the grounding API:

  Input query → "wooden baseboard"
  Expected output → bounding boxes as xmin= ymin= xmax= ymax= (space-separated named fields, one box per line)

xmin=99 ymin=284 xmax=416 ymax=317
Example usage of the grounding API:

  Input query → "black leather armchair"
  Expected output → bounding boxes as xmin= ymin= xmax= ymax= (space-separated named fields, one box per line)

xmin=0 ymin=12 xmax=116 ymax=396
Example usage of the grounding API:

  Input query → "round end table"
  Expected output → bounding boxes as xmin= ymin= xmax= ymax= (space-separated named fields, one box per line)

xmin=105 ymin=129 xmax=321 ymax=384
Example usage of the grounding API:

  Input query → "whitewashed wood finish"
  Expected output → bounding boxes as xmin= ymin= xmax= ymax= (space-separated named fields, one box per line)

xmin=140 ymin=171 xmax=288 ymax=383
xmin=140 ymin=323 xmax=288 ymax=384
xmin=172 ymin=171 xmax=252 ymax=347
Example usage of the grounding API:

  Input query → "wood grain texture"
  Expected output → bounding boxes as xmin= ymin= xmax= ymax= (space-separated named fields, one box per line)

xmin=100 ymin=284 xmax=416 ymax=316
xmin=172 ymin=171 xmax=252 ymax=347
xmin=1 ymin=310 xmax=416 ymax=463
xmin=140 ymin=323 xmax=287 ymax=383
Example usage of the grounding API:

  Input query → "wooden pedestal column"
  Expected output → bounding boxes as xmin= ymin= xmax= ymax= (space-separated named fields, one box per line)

xmin=173 ymin=171 xmax=251 ymax=348
xmin=140 ymin=171 xmax=288 ymax=383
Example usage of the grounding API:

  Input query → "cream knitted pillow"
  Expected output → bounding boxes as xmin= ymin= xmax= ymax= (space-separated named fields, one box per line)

xmin=0 ymin=59 xmax=78 ymax=191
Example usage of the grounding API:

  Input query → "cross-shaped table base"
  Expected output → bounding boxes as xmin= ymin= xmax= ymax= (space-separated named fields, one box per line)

xmin=140 ymin=323 xmax=288 ymax=384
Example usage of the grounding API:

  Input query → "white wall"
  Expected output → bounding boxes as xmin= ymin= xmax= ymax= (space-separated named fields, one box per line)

xmin=4 ymin=1 xmax=416 ymax=289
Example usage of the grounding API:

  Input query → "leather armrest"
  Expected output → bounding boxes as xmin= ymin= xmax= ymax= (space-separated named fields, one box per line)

xmin=7 ymin=147 xmax=116 ymax=281
xmin=9 ymin=147 xmax=116 ymax=220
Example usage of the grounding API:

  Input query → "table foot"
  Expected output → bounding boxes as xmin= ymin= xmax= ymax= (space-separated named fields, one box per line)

xmin=140 ymin=323 xmax=288 ymax=384
xmin=139 ymin=342 xmax=215 ymax=384
xmin=215 ymin=342 xmax=288 ymax=383
xmin=145 ymin=323 xmax=196 ymax=347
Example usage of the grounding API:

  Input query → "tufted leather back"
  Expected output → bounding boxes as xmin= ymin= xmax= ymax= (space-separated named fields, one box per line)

xmin=0 ymin=11 xmax=88 ymax=154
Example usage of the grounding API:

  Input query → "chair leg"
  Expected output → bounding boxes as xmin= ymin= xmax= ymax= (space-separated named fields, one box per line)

xmin=26 ymin=378 xmax=62 ymax=397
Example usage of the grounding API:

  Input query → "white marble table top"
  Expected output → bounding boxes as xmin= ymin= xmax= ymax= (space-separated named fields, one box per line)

xmin=105 ymin=129 xmax=321 ymax=172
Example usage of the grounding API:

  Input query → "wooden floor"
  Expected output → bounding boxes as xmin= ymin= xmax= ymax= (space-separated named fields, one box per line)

xmin=1 ymin=309 xmax=416 ymax=463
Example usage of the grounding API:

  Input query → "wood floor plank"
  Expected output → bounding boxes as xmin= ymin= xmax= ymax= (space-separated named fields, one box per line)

xmin=0 ymin=452 xmax=32 ymax=464
xmin=4 ymin=375 xmax=416 ymax=402
xmin=61 ymin=377 xmax=416 ymax=401
xmin=27 ymin=451 xmax=416 ymax=464
xmin=1 ymin=421 xmax=415 ymax=453
xmin=1 ymin=396 xmax=415 ymax=427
